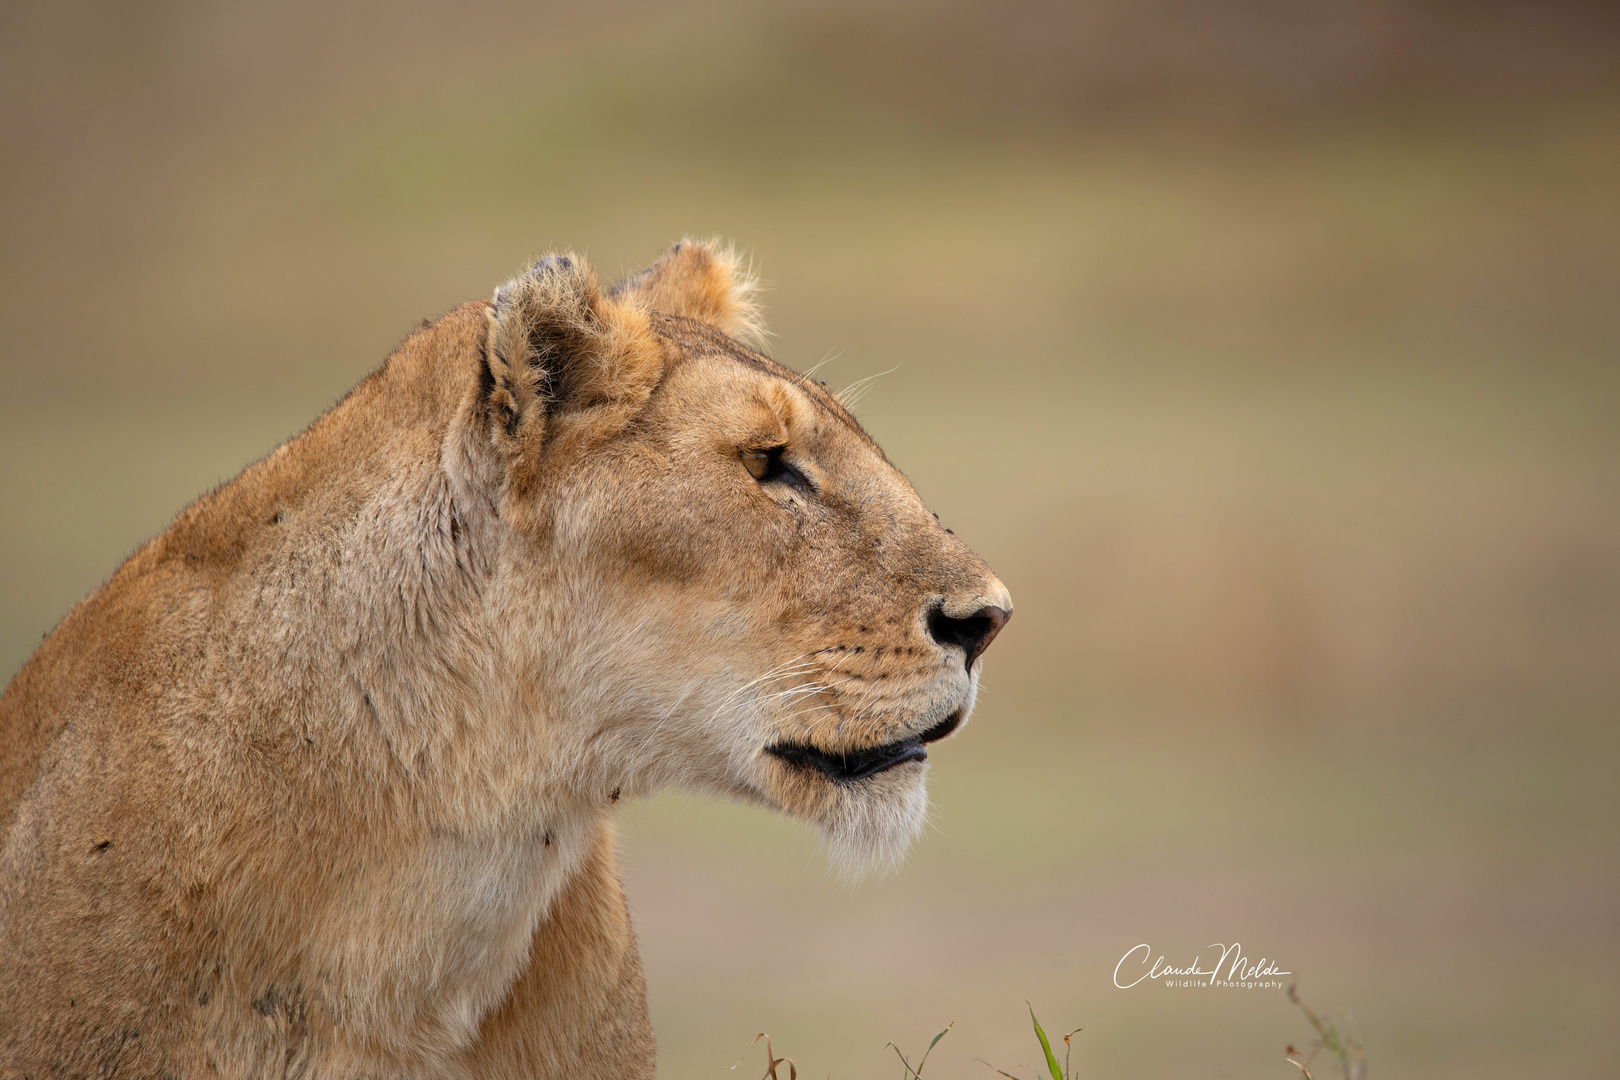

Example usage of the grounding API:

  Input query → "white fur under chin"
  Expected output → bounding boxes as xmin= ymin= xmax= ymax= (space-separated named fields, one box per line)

xmin=819 ymin=768 xmax=931 ymax=881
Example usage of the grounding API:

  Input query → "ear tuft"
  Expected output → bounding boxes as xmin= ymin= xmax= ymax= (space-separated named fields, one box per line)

xmin=487 ymin=254 xmax=601 ymax=412
xmin=489 ymin=251 xmax=661 ymax=414
xmin=611 ymin=238 xmax=768 ymax=350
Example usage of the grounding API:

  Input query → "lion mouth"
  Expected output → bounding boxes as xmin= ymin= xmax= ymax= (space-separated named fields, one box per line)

xmin=766 ymin=709 xmax=964 ymax=783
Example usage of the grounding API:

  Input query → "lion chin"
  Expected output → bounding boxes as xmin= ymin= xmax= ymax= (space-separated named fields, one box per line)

xmin=0 ymin=237 xmax=1010 ymax=1078
xmin=820 ymin=764 xmax=933 ymax=879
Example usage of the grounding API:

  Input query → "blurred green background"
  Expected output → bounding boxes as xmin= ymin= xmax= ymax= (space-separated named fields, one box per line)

xmin=3 ymin=2 xmax=1617 ymax=1077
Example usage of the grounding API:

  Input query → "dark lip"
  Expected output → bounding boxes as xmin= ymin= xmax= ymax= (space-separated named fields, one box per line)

xmin=765 ymin=709 xmax=964 ymax=784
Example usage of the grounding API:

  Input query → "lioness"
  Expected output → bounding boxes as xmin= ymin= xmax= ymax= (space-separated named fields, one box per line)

xmin=0 ymin=240 xmax=1010 ymax=1078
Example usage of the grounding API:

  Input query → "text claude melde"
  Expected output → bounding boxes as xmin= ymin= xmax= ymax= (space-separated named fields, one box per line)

xmin=1113 ymin=943 xmax=1290 ymax=989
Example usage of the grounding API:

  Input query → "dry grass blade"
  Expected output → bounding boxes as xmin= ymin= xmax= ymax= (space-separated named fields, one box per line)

xmin=973 ymin=1059 xmax=1029 ymax=1080
xmin=730 ymin=1034 xmax=769 ymax=1072
xmin=730 ymin=1033 xmax=798 ymax=1080
xmin=1061 ymin=1027 xmax=1082 ymax=1080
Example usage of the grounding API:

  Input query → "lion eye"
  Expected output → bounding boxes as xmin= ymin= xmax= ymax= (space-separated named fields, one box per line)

xmin=741 ymin=448 xmax=775 ymax=481
xmin=742 ymin=445 xmax=814 ymax=492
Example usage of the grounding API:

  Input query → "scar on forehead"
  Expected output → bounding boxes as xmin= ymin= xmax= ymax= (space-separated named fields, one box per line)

xmin=761 ymin=379 xmax=808 ymax=426
xmin=732 ymin=349 xmax=859 ymax=437
xmin=650 ymin=313 xmax=870 ymax=440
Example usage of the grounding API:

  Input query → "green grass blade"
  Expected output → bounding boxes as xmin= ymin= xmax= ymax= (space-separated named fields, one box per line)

xmin=917 ymin=1023 xmax=954 ymax=1074
xmin=1027 ymin=1005 xmax=1063 ymax=1080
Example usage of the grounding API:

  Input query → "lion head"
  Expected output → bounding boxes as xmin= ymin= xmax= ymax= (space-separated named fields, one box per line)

xmin=452 ymin=240 xmax=1012 ymax=875
xmin=0 ymin=238 xmax=1015 ymax=1072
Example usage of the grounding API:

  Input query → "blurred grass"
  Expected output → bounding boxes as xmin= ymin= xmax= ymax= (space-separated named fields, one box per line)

xmin=3 ymin=2 xmax=1617 ymax=1077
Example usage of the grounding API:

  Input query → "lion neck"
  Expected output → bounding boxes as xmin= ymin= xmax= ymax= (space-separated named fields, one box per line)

xmin=189 ymin=305 xmax=618 ymax=1062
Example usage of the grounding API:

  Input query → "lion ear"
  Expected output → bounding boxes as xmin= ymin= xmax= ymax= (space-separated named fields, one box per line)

xmin=611 ymin=238 xmax=767 ymax=349
xmin=480 ymin=254 xmax=661 ymax=443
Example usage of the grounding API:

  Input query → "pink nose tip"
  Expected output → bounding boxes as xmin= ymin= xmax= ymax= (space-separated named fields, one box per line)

xmin=926 ymin=604 xmax=1010 ymax=670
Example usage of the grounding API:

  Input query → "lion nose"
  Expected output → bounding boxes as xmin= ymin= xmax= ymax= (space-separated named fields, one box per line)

xmin=926 ymin=603 xmax=1010 ymax=671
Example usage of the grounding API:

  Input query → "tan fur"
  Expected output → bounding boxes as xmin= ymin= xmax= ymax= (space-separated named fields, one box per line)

xmin=0 ymin=239 xmax=1010 ymax=1078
